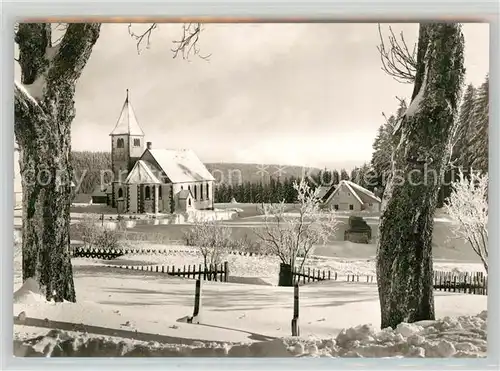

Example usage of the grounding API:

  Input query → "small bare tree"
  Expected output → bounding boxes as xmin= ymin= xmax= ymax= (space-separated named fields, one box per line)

xmin=444 ymin=170 xmax=488 ymax=273
xmin=185 ymin=218 xmax=231 ymax=268
xmin=254 ymin=179 xmax=339 ymax=286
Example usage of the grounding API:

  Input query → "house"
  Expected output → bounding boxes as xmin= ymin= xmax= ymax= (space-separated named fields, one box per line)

xmin=106 ymin=90 xmax=215 ymax=214
xmin=323 ymin=180 xmax=381 ymax=212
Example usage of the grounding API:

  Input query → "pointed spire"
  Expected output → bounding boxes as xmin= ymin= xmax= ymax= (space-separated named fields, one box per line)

xmin=109 ymin=89 xmax=145 ymax=136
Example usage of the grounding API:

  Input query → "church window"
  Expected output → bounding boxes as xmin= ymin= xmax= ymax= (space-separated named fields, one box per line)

xmin=188 ymin=198 xmax=192 ymax=206
xmin=159 ymin=186 xmax=162 ymax=199
xmin=133 ymin=138 xmax=141 ymax=147
xmin=117 ymin=138 xmax=124 ymax=148
xmin=181 ymin=185 xmax=183 ymax=190
xmin=206 ymin=183 xmax=210 ymax=200
xmin=145 ymin=186 xmax=151 ymax=200
xmin=194 ymin=185 xmax=197 ymax=200
xmin=118 ymin=188 xmax=123 ymax=199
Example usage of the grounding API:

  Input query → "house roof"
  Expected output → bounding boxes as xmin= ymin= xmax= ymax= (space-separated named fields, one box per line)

xmin=316 ymin=186 xmax=333 ymax=201
xmin=145 ymin=149 xmax=215 ymax=183
xmin=178 ymin=189 xmax=193 ymax=199
xmin=125 ymin=160 xmax=161 ymax=184
xmin=324 ymin=180 xmax=381 ymax=206
xmin=109 ymin=90 xmax=145 ymax=136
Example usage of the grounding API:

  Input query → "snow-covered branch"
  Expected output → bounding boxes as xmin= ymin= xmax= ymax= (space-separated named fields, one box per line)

xmin=14 ymin=81 xmax=47 ymax=137
xmin=184 ymin=218 xmax=231 ymax=267
xmin=444 ymin=170 xmax=488 ymax=272
xmin=254 ymin=179 xmax=339 ymax=269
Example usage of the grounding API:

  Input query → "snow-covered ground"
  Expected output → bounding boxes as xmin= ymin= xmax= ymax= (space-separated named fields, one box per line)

xmin=13 ymin=235 xmax=488 ymax=357
xmin=13 ymin=268 xmax=487 ymax=357
xmin=62 ymin=240 xmax=486 ymax=287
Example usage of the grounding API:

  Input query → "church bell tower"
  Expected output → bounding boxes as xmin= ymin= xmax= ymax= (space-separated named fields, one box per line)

xmin=109 ymin=89 xmax=145 ymax=208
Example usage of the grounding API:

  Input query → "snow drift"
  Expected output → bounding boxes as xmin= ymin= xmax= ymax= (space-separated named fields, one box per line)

xmin=15 ymin=311 xmax=487 ymax=357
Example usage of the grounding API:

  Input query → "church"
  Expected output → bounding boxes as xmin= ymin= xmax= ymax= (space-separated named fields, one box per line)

xmin=106 ymin=90 xmax=215 ymax=214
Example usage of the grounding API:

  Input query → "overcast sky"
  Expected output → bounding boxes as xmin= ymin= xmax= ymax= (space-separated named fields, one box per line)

xmin=17 ymin=23 xmax=489 ymax=170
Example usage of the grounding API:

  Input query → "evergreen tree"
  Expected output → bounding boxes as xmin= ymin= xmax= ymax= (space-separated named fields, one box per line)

xmin=331 ymin=170 xmax=340 ymax=186
xmin=452 ymin=83 xmax=477 ymax=169
xmin=340 ymin=168 xmax=350 ymax=181
xmin=470 ymin=75 xmax=489 ymax=174
xmin=370 ymin=99 xmax=406 ymax=191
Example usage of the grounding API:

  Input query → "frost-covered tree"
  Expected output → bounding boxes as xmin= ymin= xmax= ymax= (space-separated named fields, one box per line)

xmin=184 ymin=218 xmax=231 ymax=268
xmin=14 ymin=23 xmax=206 ymax=302
xmin=371 ymin=99 xmax=407 ymax=192
xmin=254 ymin=179 xmax=339 ymax=286
xmin=351 ymin=162 xmax=372 ymax=189
xmin=376 ymin=23 xmax=465 ymax=329
xmin=469 ymin=75 xmax=489 ymax=174
xmin=445 ymin=171 xmax=488 ymax=272
xmin=451 ymin=83 xmax=477 ymax=168
xmin=15 ymin=24 xmax=101 ymax=302
xmin=340 ymin=169 xmax=350 ymax=181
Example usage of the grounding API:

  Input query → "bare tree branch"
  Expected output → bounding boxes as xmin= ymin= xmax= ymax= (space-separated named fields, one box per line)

xmin=171 ymin=23 xmax=211 ymax=61
xmin=377 ymin=24 xmax=417 ymax=84
xmin=128 ymin=23 xmax=158 ymax=54
xmin=128 ymin=22 xmax=210 ymax=61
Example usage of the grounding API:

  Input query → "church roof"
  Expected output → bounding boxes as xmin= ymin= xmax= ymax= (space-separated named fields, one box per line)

xmin=110 ymin=90 xmax=145 ymax=136
xmin=125 ymin=160 xmax=161 ymax=184
xmin=146 ymin=149 xmax=215 ymax=183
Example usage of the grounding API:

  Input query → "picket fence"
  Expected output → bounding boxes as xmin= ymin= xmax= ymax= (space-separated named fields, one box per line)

xmin=72 ymin=246 xmax=271 ymax=260
xmin=106 ymin=262 xmax=229 ymax=282
xmin=433 ymin=270 xmax=488 ymax=295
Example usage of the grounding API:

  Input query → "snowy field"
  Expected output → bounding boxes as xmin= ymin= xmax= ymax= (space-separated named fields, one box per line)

xmin=13 ymin=265 xmax=487 ymax=357
xmin=13 ymin=239 xmax=488 ymax=357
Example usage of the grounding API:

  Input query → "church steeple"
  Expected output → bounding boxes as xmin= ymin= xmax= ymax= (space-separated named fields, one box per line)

xmin=110 ymin=89 xmax=145 ymax=136
xmin=109 ymin=90 xmax=146 ymax=208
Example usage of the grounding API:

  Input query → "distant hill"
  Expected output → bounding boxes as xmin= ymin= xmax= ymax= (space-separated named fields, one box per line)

xmin=204 ymin=162 xmax=322 ymax=185
xmin=70 ymin=151 xmax=322 ymax=193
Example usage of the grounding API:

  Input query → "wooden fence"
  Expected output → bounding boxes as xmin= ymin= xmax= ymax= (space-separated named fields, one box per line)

xmin=105 ymin=262 xmax=229 ymax=282
xmin=291 ymin=268 xmax=486 ymax=295
xmin=292 ymin=267 xmax=336 ymax=285
xmin=73 ymin=247 xmax=124 ymax=260
xmin=72 ymin=246 xmax=271 ymax=260
xmin=433 ymin=270 xmax=488 ymax=295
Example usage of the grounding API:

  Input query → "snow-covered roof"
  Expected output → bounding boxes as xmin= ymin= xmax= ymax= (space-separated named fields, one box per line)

xmin=324 ymin=180 xmax=381 ymax=206
xmin=316 ymin=186 xmax=333 ymax=201
xmin=146 ymin=149 xmax=215 ymax=183
xmin=109 ymin=91 xmax=145 ymax=136
xmin=125 ymin=160 xmax=161 ymax=184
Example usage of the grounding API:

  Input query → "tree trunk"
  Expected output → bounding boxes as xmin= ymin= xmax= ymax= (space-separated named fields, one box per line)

xmin=17 ymin=114 xmax=75 ymax=301
xmin=15 ymin=23 xmax=101 ymax=302
xmin=376 ymin=24 xmax=465 ymax=329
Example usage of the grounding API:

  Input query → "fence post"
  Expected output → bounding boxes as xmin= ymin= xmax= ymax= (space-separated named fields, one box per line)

xmin=189 ymin=279 xmax=202 ymax=324
xmin=291 ymin=284 xmax=300 ymax=336
xmin=224 ymin=261 xmax=229 ymax=282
